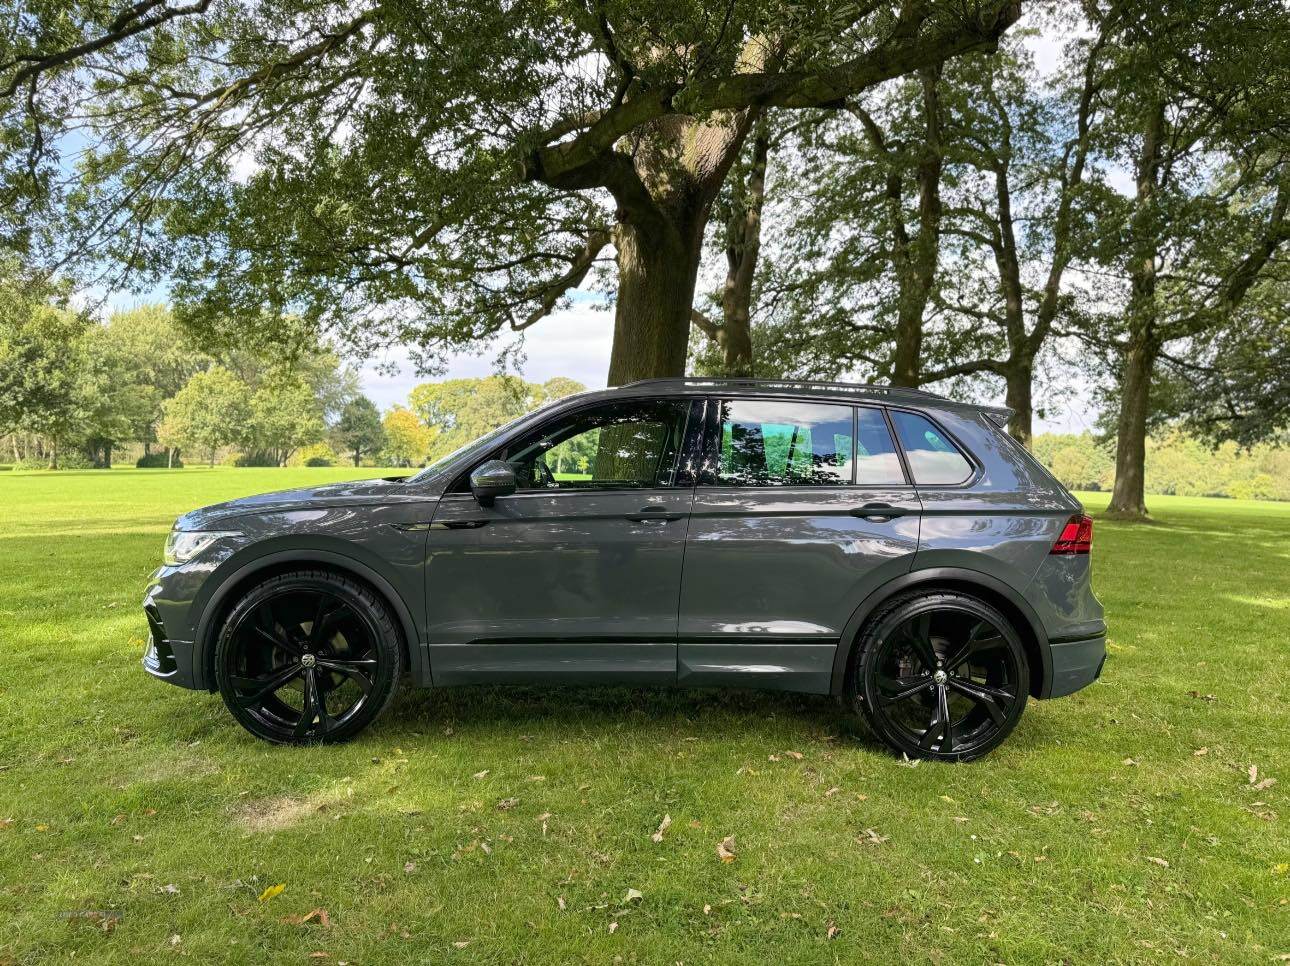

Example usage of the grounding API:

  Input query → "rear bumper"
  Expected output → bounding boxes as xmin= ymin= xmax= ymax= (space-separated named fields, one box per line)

xmin=1042 ymin=632 xmax=1106 ymax=698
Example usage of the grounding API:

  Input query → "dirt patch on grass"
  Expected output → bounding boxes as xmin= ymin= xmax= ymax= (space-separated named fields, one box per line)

xmin=232 ymin=792 xmax=341 ymax=833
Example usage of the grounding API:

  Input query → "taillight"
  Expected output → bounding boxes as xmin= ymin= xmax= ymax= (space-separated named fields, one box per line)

xmin=1051 ymin=514 xmax=1093 ymax=555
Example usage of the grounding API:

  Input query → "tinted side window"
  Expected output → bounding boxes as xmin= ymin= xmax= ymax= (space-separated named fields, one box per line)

xmin=890 ymin=411 xmax=973 ymax=485
xmin=854 ymin=407 xmax=906 ymax=485
xmin=714 ymin=399 xmax=853 ymax=486
xmin=503 ymin=399 xmax=688 ymax=490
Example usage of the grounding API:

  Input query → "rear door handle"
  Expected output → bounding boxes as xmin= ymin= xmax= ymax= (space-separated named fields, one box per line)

xmin=626 ymin=507 xmax=685 ymax=522
xmin=850 ymin=502 xmax=912 ymax=522
xmin=429 ymin=518 xmax=489 ymax=530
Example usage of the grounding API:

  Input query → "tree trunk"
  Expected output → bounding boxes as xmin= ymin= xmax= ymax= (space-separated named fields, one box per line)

xmin=1107 ymin=100 xmax=1165 ymax=518
xmin=353 ymin=448 xmax=361 ymax=466
xmin=1004 ymin=362 xmax=1033 ymax=448
xmin=167 ymin=447 xmax=174 ymax=469
xmin=607 ymin=218 xmax=704 ymax=386
xmin=209 ymin=447 xmax=216 ymax=468
xmin=1108 ymin=339 xmax=1156 ymax=516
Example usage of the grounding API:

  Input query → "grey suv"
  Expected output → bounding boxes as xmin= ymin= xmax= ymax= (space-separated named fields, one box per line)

xmin=142 ymin=378 xmax=1105 ymax=761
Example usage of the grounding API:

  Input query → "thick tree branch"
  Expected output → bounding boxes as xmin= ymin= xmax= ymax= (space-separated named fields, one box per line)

xmin=690 ymin=307 xmax=722 ymax=339
xmin=513 ymin=228 xmax=612 ymax=331
xmin=522 ymin=1 xmax=1021 ymax=189
xmin=1 ymin=0 xmax=213 ymax=98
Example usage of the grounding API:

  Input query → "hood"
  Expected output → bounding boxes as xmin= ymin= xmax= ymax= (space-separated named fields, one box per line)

xmin=175 ymin=476 xmax=411 ymax=530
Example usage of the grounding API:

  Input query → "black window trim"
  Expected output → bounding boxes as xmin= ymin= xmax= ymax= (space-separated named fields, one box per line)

xmin=449 ymin=395 xmax=697 ymax=497
xmin=699 ymin=395 xmax=915 ymax=489
xmin=883 ymin=404 xmax=982 ymax=489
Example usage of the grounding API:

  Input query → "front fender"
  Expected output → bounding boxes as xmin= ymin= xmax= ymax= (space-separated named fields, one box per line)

xmin=189 ymin=536 xmax=428 ymax=690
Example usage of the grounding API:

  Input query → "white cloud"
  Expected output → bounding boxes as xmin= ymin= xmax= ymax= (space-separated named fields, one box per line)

xmin=358 ymin=299 xmax=615 ymax=410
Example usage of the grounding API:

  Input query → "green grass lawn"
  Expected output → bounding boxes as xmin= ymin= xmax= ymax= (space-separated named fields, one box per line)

xmin=1 ymin=468 xmax=1287 ymax=963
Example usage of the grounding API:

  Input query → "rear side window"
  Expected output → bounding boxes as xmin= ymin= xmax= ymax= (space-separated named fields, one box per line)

xmin=854 ymin=407 xmax=906 ymax=485
xmin=890 ymin=411 xmax=973 ymax=485
xmin=715 ymin=399 xmax=853 ymax=486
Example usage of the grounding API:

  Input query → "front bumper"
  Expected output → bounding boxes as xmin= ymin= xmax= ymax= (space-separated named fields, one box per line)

xmin=142 ymin=590 xmax=201 ymax=690
xmin=1044 ymin=632 xmax=1106 ymax=698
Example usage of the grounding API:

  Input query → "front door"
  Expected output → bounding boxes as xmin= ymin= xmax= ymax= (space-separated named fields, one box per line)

xmin=678 ymin=398 xmax=922 ymax=693
xmin=426 ymin=397 xmax=698 ymax=685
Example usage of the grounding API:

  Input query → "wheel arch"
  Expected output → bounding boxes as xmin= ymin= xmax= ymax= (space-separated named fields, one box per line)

xmin=192 ymin=548 xmax=424 ymax=691
xmin=831 ymin=567 xmax=1050 ymax=699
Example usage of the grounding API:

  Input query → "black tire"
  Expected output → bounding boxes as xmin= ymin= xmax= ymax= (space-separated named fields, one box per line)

xmin=214 ymin=569 xmax=402 ymax=744
xmin=850 ymin=591 xmax=1029 ymax=762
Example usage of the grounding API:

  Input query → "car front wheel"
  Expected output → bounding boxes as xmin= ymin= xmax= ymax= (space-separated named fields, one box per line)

xmin=214 ymin=569 xmax=402 ymax=744
xmin=851 ymin=591 xmax=1029 ymax=762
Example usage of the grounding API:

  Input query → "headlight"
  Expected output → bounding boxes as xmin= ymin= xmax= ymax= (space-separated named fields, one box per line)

xmin=164 ymin=530 xmax=238 ymax=565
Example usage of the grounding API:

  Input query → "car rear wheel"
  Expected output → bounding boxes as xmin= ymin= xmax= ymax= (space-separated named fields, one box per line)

xmin=851 ymin=591 xmax=1029 ymax=762
xmin=214 ymin=570 xmax=402 ymax=744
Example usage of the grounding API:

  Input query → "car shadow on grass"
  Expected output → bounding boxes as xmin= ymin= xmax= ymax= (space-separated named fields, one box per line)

xmin=389 ymin=682 xmax=863 ymax=739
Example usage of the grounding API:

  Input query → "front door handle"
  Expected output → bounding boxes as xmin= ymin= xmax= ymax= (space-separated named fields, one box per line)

xmin=626 ymin=507 xmax=685 ymax=523
xmin=850 ymin=502 xmax=912 ymax=523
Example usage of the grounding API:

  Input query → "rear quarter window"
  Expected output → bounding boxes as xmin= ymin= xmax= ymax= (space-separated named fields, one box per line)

xmin=890 ymin=410 xmax=973 ymax=485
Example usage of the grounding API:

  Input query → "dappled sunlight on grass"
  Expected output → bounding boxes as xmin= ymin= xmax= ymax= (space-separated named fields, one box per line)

xmin=0 ymin=474 xmax=1286 ymax=962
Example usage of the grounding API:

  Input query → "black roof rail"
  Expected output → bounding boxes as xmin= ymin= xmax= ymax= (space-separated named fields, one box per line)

xmin=619 ymin=376 xmax=950 ymax=401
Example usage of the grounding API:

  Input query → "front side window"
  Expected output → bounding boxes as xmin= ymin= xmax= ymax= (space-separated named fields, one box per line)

xmin=502 ymin=399 xmax=688 ymax=490
xmin=713 ymin=399 xmax=854 ymax=486
xmin=890 ymin=410 xmax=973 ymax=485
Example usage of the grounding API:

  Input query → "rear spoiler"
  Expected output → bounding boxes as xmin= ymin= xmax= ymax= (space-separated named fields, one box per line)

xmin=979 ymin=406 xmax=1014 ymax=429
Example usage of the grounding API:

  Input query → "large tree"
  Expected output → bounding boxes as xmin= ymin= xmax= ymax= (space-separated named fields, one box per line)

xmin=1075 ymin=0 xmax=1290 ymax=516
xmin=2 ymin=1 xmax=1020 ymax=384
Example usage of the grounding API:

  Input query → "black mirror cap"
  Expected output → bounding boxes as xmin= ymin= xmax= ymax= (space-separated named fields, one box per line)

xmin=469 ymin=459 xmax=517 ymax=506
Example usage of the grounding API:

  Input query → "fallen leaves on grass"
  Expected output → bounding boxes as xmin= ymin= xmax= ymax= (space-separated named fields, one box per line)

xmin=824 ymin=787 xmax=841 ymax=797
xmin=717 ymin=835 xmax=737 ymax=863
xmin=826 ymin=922 xmax=840 ymax=939
xmin=651 ymin=814 xmax=672 ymax=843
xmin=452 ymin=940 xmax=471 ymax=949
xmin=1187 ymin=690 xmax=1217 ymax=702
xmin=496 ymin=797 xmax=518 ymax=811
xmin=258 ymin=883 xmax=285 ymax=902
xmin=281 ymin=908 xmax=331 ymax=928
xmin=1146 ymin=856 xmax=1170 ymax=868
xmin=858 ymin=828 xmax=889 ymax=846
xmin=608 ymin=922 xmax=618 ymax=934
xmin=622 ymin=888 xmax=643 ymax=904
xmin=1122 ymin=758 xmax=1139 ymax=767
xmin=472 ymin=770 xmax=489 ymax=780
xmin=1192 ymin=747 xmax=1209 ymax=756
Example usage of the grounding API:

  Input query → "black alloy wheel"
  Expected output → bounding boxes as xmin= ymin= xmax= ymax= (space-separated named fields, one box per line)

xmin=214 ymin=570 xmax=401 ymax=744
xmin=853 ymin=591 xmax=1029 ymax=761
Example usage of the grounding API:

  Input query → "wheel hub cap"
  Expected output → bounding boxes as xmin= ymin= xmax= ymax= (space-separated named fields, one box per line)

xmin=932 ymin=669 xmax=948 ymax=685
xmin=301 ymin=653 xmax=317 ymax=669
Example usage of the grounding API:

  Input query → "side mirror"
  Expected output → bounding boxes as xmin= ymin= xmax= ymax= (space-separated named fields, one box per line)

xmin=469 ymin=459 xmax=516 ymax=506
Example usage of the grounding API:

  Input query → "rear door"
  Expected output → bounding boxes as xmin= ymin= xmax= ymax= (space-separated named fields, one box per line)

xmin=426 ymin=397 xmax=700 ymax=686
xmin=678 ymin=398 xmax=921 ymax=693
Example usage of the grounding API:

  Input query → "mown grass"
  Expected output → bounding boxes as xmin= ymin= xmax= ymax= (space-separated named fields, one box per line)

xmin=0 ymin=468 xmax=1286 ymax=964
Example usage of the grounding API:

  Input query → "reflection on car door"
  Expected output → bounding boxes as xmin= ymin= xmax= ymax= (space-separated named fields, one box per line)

xmin=426 ymin=398 xmax=700 ymax=685
xmin=678 ymin=398 xmax=922 ymax=693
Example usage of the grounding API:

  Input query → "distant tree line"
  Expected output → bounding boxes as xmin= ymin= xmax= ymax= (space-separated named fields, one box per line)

xmin=1033 ymin=432 xmax=1290 ymax=503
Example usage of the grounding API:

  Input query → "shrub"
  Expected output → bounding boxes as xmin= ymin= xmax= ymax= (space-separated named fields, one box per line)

xmin=136 ymin=452 xmax=183 ymax=468
xmin=289 ymin=442 xmax=338 ymax=467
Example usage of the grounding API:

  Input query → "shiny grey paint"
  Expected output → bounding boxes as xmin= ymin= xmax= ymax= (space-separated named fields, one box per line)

xmin=142 ymin=379 xmax=1105 ymax=703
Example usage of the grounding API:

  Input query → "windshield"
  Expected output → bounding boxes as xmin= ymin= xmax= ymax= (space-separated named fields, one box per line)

xmin=406 ymin=410 xmax=533 ymax=483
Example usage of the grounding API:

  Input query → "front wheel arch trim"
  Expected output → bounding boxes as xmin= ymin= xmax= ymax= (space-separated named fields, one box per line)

xmin=830 ymin=567 xmax=1052 ymax=700
xmin=193 ymin=549 xmax=426 ymax=691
